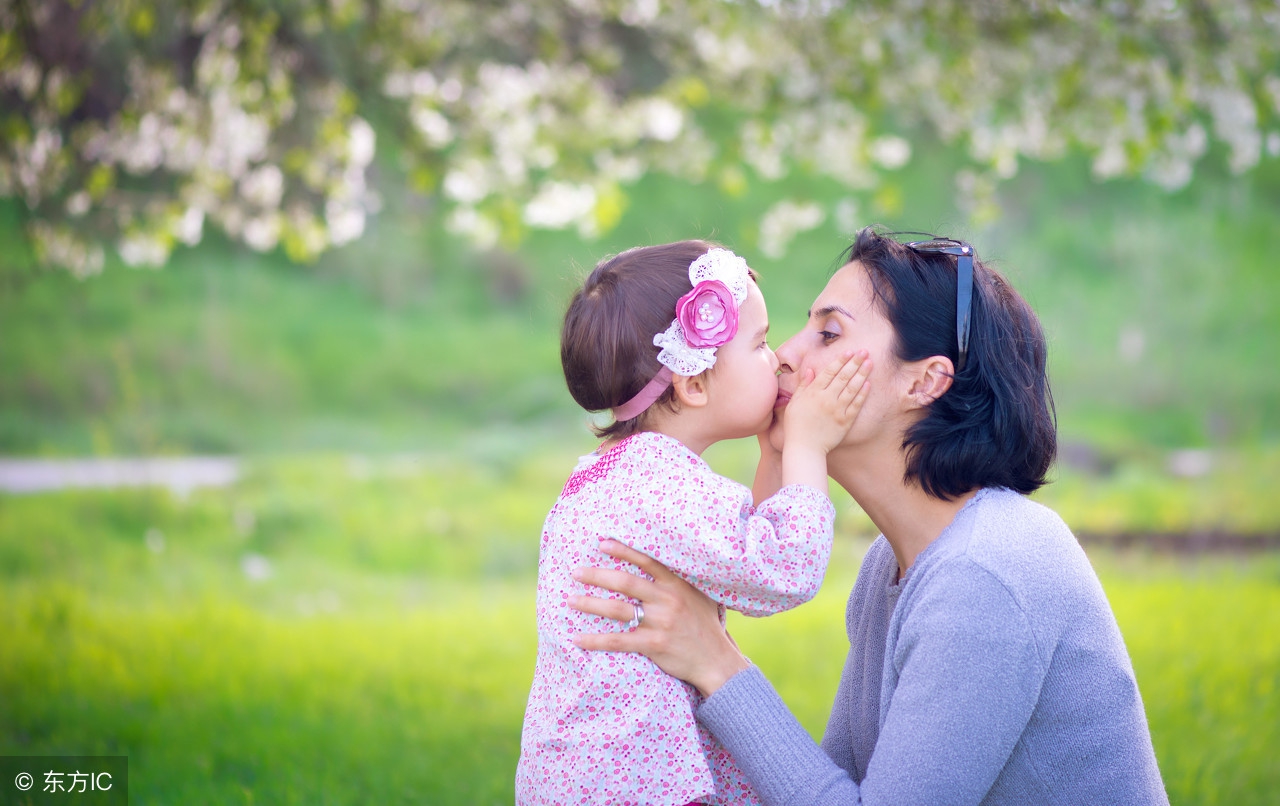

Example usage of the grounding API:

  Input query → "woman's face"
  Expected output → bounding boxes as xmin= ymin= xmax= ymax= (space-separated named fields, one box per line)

xmin=772 ymin=261 xmax=905 ymax=450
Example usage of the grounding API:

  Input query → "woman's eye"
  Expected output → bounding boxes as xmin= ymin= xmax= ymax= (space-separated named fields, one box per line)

xmin=819 ymin=330 xmax=839 ymax=342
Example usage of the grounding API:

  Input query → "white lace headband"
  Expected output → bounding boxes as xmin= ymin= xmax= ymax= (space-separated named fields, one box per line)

xmin=612 ymin=248 xmax=751 ymax=421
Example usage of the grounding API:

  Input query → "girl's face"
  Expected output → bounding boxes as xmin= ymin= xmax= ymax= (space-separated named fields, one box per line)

xmin=772 ymin=261 xmax=905 ymax=450
xmin=703 ymin=280 xmax=781 ymax=439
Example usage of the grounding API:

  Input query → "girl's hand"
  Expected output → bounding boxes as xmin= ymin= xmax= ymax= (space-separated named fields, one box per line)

xmin=783 ymin=350 xmax=872 ymax=456
xmin=569 ymin=540 xmax=751 ymax=697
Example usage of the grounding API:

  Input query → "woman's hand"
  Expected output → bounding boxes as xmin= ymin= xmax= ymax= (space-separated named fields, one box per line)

xmin=570 ymin=539 xmax=751 ymax=697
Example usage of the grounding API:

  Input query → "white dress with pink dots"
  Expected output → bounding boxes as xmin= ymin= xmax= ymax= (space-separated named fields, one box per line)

xmin=516 ymin=431 xmax=836 ymax=806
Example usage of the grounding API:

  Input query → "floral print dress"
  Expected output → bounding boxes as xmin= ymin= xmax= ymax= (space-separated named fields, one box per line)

xmin=516 ymin=431 xmax=836 ymax=806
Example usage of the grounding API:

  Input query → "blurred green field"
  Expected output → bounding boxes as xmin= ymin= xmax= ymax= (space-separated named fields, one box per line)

xmin=1 ymin=453 xmax=1277 ymax=805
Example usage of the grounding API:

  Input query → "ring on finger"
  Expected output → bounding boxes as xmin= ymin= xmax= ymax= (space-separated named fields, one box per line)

xmin=627 ymin=602 xmax=645 ymax=631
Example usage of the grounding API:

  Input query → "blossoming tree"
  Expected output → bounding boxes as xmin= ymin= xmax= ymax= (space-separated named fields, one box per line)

xmin=2 ymin=0 xmax=1277 ymax=275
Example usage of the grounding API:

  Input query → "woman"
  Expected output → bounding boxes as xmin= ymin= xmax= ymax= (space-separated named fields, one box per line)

xmin=569 ymin=228 xmax=1169 ymax=804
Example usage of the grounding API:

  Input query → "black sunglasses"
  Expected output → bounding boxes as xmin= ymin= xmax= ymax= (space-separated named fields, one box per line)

xmin=897 ymin=233 xmax=975 ymax=373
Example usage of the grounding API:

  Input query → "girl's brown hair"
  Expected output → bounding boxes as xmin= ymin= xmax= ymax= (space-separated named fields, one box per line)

xmin=561 ymin=240 xmax=716 ymax=439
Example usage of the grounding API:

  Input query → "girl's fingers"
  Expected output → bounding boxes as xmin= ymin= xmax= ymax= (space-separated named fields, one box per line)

xmin=832 ymin=350 xmax=868 ymax=390
xmin=810 ymin=351 xmax=855 ymax=391
xmin=837 ymin=357 xmax=873 ymax=399
xmin=845 ymin=373 xmax=872 ymax=415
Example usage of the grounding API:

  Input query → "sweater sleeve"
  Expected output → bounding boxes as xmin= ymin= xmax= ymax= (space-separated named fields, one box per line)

xmin=698 ymin=666 xmax=862 ymax=806
xmin=697 ymin=559 xmax=1047 ymax=806
xmin=620 ymin=445 xmax=836 ymax=617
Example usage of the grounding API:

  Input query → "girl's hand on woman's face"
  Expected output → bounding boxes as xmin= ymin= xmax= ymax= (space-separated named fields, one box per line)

xmin=569 ymin=540 xmax=751 ymax=697
xmin=783 ymin=349 xmax=872 ymax=455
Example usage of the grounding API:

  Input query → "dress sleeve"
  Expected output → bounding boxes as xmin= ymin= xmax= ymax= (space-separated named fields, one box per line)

xmin=697 ymin=559 xmax=1046 ymax=806
xmin=621 ymin=447 xmax=836 ymax=617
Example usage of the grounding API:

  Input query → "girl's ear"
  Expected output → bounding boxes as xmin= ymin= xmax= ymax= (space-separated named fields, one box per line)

xmin=906 ymin=356 xmax=954 ymax=409
xmin=671 ymin=373 xmax=711 ymax=409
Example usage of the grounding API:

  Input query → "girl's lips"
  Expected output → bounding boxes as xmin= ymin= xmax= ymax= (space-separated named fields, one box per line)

xmin=774 ymin=390 xmax=792 ymax=409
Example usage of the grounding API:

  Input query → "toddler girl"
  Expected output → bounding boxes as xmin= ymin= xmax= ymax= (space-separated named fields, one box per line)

xmin=516 ymin=241 xmax=870 ymax=805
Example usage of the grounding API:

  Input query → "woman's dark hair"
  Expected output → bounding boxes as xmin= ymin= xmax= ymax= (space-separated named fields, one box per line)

xmin=842 ymin=226 xmax=1057 ymax=498
xmin=561 ymin=240 xmax=716 ymax=439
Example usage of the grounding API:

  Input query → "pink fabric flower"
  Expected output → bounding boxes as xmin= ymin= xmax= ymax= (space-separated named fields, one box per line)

xmin=676 ymin=280 xmax=738 ymax=348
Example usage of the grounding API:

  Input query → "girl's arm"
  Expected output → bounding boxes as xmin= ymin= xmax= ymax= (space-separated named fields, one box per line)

xmin=605 ymin=353 xmax=869 ymax=617
xmin=647 ymin=352 xmax=864 ymax=615
xmin=634 ymin=462 xmax=836 ymax=616
xmin=751 ymin=430 xmax=783 ymax=506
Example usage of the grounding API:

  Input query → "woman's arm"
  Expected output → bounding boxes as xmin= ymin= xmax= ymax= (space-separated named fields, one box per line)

xmin=572 ymin=544 xmax=1054 ymax=806
xmin=571 ymin=540 xmax=865 ymax=805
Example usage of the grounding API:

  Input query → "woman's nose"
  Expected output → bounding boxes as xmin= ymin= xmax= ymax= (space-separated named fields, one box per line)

xmin=774 ymin=334 xmax=799 ymax=375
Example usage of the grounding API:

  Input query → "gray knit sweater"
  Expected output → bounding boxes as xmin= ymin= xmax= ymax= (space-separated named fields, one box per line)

xmin=698 ymin=487 xmax=1169 ymax=805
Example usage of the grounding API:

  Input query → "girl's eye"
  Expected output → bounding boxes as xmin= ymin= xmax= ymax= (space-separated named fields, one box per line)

xmin=819 ymin=330 xmax=839 ymax=343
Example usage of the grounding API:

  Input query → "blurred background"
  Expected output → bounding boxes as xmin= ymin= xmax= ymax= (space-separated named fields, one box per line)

xmin=1 ymin=1 xmax=1277 ymax=803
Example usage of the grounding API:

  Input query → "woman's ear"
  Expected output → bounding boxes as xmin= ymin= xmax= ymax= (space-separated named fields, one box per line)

xmin=906 ymin=356 xmax=954 ymax=409
xmin=671 ymin=373 xmax=711 ymax=409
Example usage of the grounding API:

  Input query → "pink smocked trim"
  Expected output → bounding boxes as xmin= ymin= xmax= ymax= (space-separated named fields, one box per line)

xmin=560 ymin=435 xmax=634 ymax=497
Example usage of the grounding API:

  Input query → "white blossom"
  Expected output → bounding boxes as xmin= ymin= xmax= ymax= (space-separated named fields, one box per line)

xmin=523 ymin=182 xmax=597 ymax=230
xmin=641 ymin=98 xmax=684 ymax=142
xmin=242 ymin=215 xmax=281 ymax=252
xmin=347 ymin=118 xmax=376 ymax=167
xmin=445 ymin=205 xmax=499 ymax=250
xmin=174 ymin=208 xmax=205 ymax=246
xmin=239 ymin=164 xmax=285 ymax=209
xmin=119 ymin=232 xmax=170 ymax=267
xmin=4 ymin=0 xmax=1278 ymax=274
xmin=759 ymin=199 xmax=825 ymax=259
xmin=411 ymin=105 xmax=454 ymax=148
xmin=869 ymin=136 xmax=912 ymax=170
xmin=325 ymin=202 xmax=366 ymax=246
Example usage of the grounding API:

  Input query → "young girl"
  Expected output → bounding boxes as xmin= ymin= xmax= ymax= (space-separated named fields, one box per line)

xmin=516 ymin=241 xmax=871 ymax=806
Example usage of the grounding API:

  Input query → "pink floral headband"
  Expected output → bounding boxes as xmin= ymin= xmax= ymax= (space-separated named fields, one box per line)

xmin=612 ymin=248 xmax=751 ymax=421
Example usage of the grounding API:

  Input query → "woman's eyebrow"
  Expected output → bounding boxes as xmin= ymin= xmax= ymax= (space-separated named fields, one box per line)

xmin=808 ymin=304 xmax=854 ymax=320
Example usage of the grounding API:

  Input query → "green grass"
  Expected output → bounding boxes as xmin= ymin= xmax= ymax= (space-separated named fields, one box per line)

xmin=1 ymin=452 xmax=1278 ymax=804
xmin=0 ymin=583 xmax=535 ymax=805
xmin=1 ymin=540 xmax=1275 ymax=805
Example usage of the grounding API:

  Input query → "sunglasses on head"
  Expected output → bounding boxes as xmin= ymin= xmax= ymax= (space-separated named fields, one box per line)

xmin=891 ymin=232 xmax=975 ymax=373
